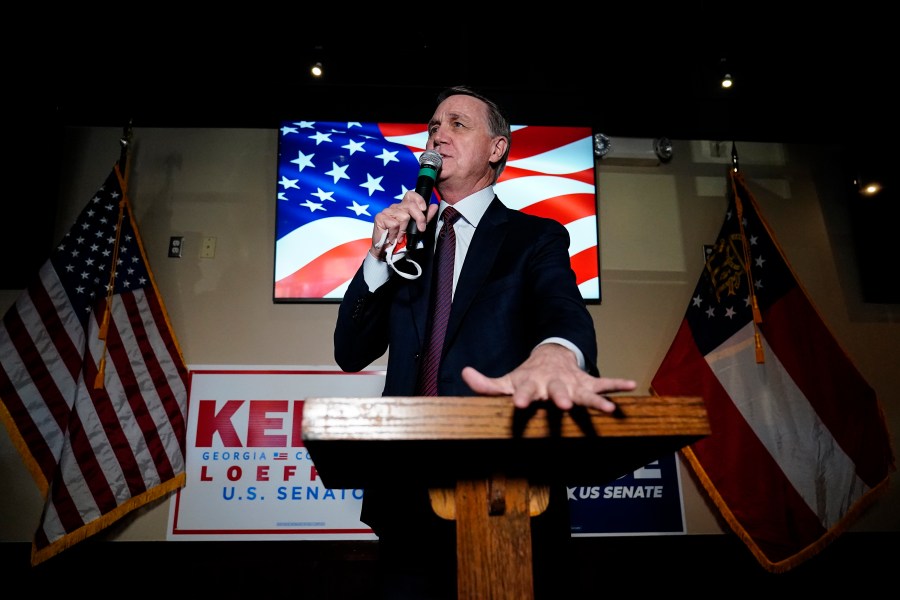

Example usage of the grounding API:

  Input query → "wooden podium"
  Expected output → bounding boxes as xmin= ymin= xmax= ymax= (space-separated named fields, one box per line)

xmin=301 ymin=395 xmax=709 ymax=599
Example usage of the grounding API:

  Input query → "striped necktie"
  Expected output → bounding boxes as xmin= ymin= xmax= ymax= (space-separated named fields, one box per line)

xmin=416 ymin=206 xmax=460 ymax=396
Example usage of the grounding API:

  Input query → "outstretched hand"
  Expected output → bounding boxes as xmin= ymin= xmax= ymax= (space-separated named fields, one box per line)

xmin=461 ymin=343 xmax=637 ymax=412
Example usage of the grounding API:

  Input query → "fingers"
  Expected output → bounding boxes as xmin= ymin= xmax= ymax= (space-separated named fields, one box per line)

xmin=574 ymin=377 xmax=637 ymax=413
xmin=544 ymin=379 xmax=573 ymax=411
xmin=406 ymin=193 xmax=437 ymax=236
xmin=508 ymin=376 xmax=549 ymax=409
xmin=576 ymin=391 xmax=618 ymax=413
xmin=462 ymin=365 xmax=636 ymax=415
xmin=426 ymin=202 xmax=439 ymax=227
xmin=510 ymin=371 xmax=632 ymax=413
xmin=595 ymin=378 xmax=638 ymax=395
xmin=373 ymin=191 xmax=431 ymax=246
xmin=461 ymin=366 xmax=512 ymax=396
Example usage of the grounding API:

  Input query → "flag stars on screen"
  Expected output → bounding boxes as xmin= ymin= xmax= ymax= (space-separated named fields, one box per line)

xmin=277 ymin=177 xmax=301 ymax=201
xmin=290 ymin=151 xmax=315 ymax=172
xmin=394 ymin=186 xmax=410 ymax=201
xmin=343 ymin=139 xmax=366 ymax=154
xmin=309 ymin=131 xmax=332 ymax=145
xmin=279 ymin=176 xmax=300 ymax=190
xmin=301 ymin=200 xmax=325 ymax=212
xmin=377 ymin=149 xmax=400 ymax=166
xmin=275 ymin=121 xmax=432 ymax=286
xmin=326 ymin=162 xmax=350 ymax=184
xmin=360 ymin=174 xmax=384 ymax=196
xmin=312 ymin=189 xmax=335 ymax=202
xmin=347 ymin=201 xmax=370 ymax=217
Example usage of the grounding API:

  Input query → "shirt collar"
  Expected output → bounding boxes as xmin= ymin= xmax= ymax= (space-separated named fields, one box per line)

xmin=439 ymin=186 xmax=493 ymax=227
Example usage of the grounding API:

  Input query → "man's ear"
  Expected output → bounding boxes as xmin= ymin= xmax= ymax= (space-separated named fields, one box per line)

xmin=490 ymin=136 xmax=509 ymax=163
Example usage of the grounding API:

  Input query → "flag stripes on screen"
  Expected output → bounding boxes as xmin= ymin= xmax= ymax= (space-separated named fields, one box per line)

xmin=0 ymin=164 xmax=189 ymax=565
xmin=650 ymin=169 xmax=894 ymax=572
xmin=274 ymin=121 xmax=599 ymax=301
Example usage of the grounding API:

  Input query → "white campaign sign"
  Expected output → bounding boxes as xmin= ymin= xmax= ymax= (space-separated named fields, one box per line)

xmin=167 ymin=366 xmax=385 ymax=541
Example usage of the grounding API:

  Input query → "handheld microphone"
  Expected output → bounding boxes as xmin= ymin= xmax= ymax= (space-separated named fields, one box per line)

xmin=406 ymin=150 xmax=443 ymax=248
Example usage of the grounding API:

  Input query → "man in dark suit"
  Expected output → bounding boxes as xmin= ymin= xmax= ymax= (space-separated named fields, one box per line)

xmin=334 ymin=85 xmax=637 ymax=598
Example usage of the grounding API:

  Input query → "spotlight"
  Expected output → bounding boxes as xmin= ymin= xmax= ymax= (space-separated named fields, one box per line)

xmin=858 ymin=180 xmax=883 ymax=197
xmin=718 ymin=57 xmax=733 ymax=90
xmin=311 ymin=62 xmax=323 ymax=78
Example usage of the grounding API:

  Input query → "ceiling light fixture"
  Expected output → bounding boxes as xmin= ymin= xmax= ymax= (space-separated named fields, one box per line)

xmin=858 ymin=180 xmax=883 ymax=197
xmin=718 ymin=56 xmax=733 ymax=90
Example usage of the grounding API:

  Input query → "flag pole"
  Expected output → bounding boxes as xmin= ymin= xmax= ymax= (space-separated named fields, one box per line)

xmin=729 ymin=169 xmax=765 ymax=363
xmin=118 ymin=118 xmax=133 ymax=178
xmin=94 ymin=122 xmax=133 ymax=388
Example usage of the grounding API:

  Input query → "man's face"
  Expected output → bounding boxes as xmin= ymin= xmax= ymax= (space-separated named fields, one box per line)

xmin=426 ymin=94 xmax=497 ymax=188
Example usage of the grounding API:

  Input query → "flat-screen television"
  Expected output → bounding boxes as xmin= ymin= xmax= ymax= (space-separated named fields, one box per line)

xmin=273 ymin=121 xmax=600 ymax=303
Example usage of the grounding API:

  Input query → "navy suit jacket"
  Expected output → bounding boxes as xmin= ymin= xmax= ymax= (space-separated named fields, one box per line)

xmin=335 ymin=196 xmax=599 ymax=392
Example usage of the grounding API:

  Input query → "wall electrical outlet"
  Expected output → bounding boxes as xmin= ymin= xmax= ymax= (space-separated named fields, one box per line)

xmin=200 ymin=236 xmax=217 ymax=258
xmin=168 ymin=236 xmax=184 ymax=258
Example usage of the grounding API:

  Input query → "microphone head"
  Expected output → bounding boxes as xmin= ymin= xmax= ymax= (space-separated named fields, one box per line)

xmin=419 ymin=150 xmax=442 ymax=171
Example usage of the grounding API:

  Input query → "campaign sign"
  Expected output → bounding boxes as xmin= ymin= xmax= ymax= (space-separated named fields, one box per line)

xmin=167 ymin=367 xmax=385 ymax=541
xmin=568 ymin=452 xmax=686 ymax=536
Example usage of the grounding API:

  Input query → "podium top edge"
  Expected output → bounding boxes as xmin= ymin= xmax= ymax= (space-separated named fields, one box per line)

xmin=301 ymin=395 xmax=709 ymax=442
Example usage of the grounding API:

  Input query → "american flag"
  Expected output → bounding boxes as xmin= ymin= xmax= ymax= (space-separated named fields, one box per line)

xmin=0 ymin=164 xmax=189 ymax=565
xmin=274 ymin=121 xmax=599 ymax=301
xmin=650 ymin=169 xmax=894 ymax=572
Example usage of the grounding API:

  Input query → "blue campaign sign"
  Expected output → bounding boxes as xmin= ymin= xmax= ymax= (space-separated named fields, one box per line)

xmin=568 ymin=452 xmax=686 ymax=536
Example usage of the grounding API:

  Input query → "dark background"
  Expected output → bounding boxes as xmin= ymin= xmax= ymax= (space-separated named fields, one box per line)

xmin=4 ymin=534 xmax=894 ymax=595
xmin=10 ymin=11 xmax=894 ymax=297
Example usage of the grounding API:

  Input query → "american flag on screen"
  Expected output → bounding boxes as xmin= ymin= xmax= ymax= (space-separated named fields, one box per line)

xmin=274 ymin=121 xmax=599 ymax=301
xmin=0 ymin=164 xmax=189 ymax=565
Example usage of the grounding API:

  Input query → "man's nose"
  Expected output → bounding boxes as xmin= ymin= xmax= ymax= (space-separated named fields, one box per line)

xmin=430 ymin=126 xmax=447 ymax=146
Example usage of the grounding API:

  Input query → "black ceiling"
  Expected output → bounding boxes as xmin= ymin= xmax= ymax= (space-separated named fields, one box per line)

xmin=51 ymin=15 xmax=891 ymax=146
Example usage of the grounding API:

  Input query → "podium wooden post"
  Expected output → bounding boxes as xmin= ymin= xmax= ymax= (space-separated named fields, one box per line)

xmin=301 ymin=395 xmax=709 ymax=599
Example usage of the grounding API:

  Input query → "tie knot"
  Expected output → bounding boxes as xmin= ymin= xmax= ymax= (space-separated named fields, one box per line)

xmin=441 ymin=206 xmax=460 ymax=227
